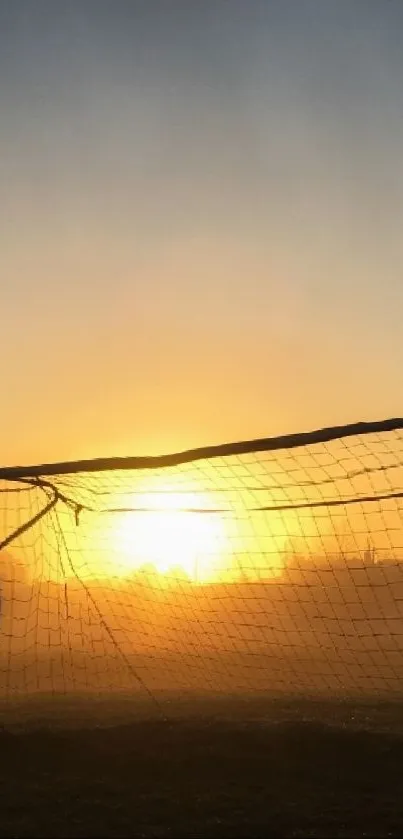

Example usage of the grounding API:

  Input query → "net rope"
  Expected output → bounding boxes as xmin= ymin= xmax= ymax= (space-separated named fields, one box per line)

xmin=1 ymin=418 xmax=403 ymax=715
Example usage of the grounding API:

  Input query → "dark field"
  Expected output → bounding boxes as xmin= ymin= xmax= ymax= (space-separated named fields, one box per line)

xmin=1 ymin=698 xmax=403 ymax=837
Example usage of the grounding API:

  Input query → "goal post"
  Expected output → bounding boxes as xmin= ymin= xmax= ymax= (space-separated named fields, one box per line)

xmin=1 ymin=417 xmax=403 ymax=714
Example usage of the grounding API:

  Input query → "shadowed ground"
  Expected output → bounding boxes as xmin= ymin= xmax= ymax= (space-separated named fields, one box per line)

xmin=1 ymin=699 xmax=403 ymax=837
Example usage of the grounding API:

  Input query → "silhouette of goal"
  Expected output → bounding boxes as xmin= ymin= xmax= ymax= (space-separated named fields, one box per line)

xmin=1 ymin=418 xmax=403 ymax=718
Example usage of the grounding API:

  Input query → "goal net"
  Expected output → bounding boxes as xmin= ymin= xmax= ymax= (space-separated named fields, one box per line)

xmin=1 ymin=418 xmax=403 ymax=716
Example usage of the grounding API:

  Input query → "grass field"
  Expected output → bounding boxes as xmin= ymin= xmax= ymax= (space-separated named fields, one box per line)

xmin=1 ymin=698 xmax=403 ymax=837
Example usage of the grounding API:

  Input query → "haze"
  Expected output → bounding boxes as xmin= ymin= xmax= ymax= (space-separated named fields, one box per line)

xmin=2 ymin=0 xmax=403 ymax=466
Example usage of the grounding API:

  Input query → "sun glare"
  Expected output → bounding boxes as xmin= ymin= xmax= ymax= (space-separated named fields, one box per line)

xmin=112 ymin=490 xmax=228 ymax=583
xmin=70 ymin=481 xmax=312 ymax=586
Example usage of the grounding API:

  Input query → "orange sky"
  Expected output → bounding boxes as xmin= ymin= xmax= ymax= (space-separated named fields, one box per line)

xmin=2 ymin=2 xmax=403 ymax=467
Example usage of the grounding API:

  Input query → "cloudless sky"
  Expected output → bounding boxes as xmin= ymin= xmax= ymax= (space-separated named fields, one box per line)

xmin=1 ymin=0 xmax=403 ymax=465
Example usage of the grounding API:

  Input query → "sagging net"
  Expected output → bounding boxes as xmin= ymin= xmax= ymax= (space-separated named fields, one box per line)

xmin=1 ymin=418 xmax=403 ymax=714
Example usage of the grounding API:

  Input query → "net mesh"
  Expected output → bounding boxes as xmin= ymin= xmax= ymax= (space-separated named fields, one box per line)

xmin=2 ymin=419 xmax=403 ymax=715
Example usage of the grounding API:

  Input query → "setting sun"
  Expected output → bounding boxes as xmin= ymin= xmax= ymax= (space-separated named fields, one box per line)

xmin=61 ymin=480 xmax=312 ymax=585
xmin=111 ymin=490 xmax=228 ymax=582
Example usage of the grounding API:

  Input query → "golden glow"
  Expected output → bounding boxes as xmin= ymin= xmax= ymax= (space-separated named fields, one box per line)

xmin=46 ymin=476 xmax=327 ymax=586
xmin=108 ymin=489 xmax=229 ymax=583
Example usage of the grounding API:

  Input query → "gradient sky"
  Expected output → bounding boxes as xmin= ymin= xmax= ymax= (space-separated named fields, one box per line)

xmin=2 ymin=0 xmax=403 ymax=466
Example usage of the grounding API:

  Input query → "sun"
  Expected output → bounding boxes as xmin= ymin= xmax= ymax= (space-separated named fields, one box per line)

xmin=73 ymin=479 xmax=300 ymax=585
xmin=112 ymin=489 xmax=228 ymax=583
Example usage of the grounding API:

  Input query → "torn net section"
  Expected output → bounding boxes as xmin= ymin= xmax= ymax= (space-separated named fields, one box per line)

xmin=1 ymin=420 xmax=403 ymax=715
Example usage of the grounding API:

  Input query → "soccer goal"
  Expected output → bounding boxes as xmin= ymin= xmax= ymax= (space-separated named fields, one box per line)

xmin=1 ymin=418 xmax=403 ymax=720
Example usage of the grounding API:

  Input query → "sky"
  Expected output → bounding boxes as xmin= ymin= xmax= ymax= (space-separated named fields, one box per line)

xmin=2 ymin=0 xmax=403 ymax=466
